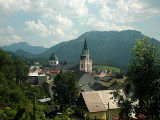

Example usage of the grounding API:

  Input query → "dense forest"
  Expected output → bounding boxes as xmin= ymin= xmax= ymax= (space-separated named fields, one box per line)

xmin=0 ymin=49 xmax=79 ymax=120
xmin=0 ymin=49 xmax=47 ymax=119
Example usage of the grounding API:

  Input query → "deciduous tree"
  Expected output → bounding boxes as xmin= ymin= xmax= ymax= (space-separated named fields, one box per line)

xmin=52 ymin=71 xmax=78 ymax=107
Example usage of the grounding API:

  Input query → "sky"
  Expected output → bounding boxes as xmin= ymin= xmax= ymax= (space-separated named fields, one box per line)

xmin=0 ymin=0 xmax=160 ymax=48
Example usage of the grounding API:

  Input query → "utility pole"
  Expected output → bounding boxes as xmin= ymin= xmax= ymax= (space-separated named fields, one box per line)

xmin=70 ymin=98 xmax=71 ymax=107
xmin=84 ymin=114 xmax=87 ymax=120
xmin=108 ymin=102 xmax=110 ymax=120
xmin=33 ymin=91 xmax=36 ymax=120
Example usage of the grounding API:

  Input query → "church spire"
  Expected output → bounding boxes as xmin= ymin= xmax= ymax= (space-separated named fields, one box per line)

xmin=84 ymin=36 xmax=88 ymax=50
xmin=79 ymin=36 xmax=92 ymax=73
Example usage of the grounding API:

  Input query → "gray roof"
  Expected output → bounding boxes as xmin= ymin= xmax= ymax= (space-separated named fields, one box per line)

xmin=47 ymin=64 xmax=78 ymax=70
xmin=78 ymin=73 xmax=96 ymax=87
xmin=91 ymin=82 xmax=107 ymax=91
xmin=91 ymin=82 xmax=101 ymax=90
xmin=49 ymin=53 xmax=58 ymax=61
xmin=82 ymin=90 xmax=119 ymax=112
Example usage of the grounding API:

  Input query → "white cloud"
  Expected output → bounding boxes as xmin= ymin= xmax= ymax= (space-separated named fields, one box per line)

xmin=24 ymin=20 xmax=51 ymax=37
xmin=0 ymin=26 xmax=15 ymax=35
xmin=0 ymin=0 xmax=47 ymax=15
xmin=51 ymin=41 xmax=60 ymax=46
xmin=0 ymin=0 xmax=88 ymax=18
xmin=0 ymin=35 xmax=23 ymax=46
xmin=87 ymin=16 xmax=136 ymax=31
xmin=87 ymin=0 xmax=98 ymax=3
xmin=1 ymin=0 xmax=159 ymax=22
xmin=48 ymin=13 xmax=73 ymax=29
xmin=49 ymin=25 xmax=77 ymax=40
xmin=49 ymin=25 xmax=63 ymax=38
xmin=55 ymin=27 xmax=65 ymax=38
xmin=47 ymin=0 xmax=88 ymax=18
xmin=99 ymin=0 xmax=160 ymax=23
xmin=0 ymin=0 xmax=19 ymax=15
xmin=6 ymin=26 xmax=15 ymax=34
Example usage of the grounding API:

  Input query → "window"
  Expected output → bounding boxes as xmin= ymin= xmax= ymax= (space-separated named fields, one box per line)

xmin=54 ymin=62 xmax=56 ymax=64
xmin=94 ymin=115 xmax=97 ymax=120
xmin=81 ymin=64 xmax=83 ymax=68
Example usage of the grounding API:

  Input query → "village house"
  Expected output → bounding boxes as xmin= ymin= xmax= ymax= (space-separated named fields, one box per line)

xmin=76 ymin=72 xmax=96 ymax=91
xmin=26 ymin=69 xmax=47 ymax=85
xmin=76 ymin=90 xmax=121 ymax=120
xmin=91 ymin=82 xmax=107 ymax=91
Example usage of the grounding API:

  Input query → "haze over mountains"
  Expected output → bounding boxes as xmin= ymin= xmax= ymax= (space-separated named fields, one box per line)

xmin=2 ymin=30 xmax=160 ymax=66
xmin=2 ymin=42 xmax=48 ymax=54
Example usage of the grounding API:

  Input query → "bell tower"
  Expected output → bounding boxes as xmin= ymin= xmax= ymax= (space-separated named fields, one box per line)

xmin=79 ymin=37 xmax=92 ymax=73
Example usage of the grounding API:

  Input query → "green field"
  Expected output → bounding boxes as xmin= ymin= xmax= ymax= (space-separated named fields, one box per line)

xmin=93 ymin=65 xmax=120 ymax=74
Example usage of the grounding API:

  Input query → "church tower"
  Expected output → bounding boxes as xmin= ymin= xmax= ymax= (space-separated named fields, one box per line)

xmin=49 ymin=52 xmax=59 ymax=66
xmin=79 ymin=37 xmax=92 ymax=73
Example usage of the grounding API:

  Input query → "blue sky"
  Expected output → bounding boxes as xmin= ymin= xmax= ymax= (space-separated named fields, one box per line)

xmin=0 ymin=0 xmax=160 ymax=48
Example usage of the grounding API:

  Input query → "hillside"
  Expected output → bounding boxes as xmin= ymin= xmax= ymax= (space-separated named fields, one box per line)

xmin=93 ymin=65 xmax=121 ymax=73
xmin=14 ymin=49 xmax=38 ymax=58
xmin=38 ymin=30 xmax=160 ymax=66
xmin=4 ymin=30 xmax=160 ymax=67
xmin=2 ymin=42 xmax=48 ymax=54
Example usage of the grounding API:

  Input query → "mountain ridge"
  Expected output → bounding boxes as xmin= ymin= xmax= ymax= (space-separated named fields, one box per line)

xmin=3 ymin=30 xmax=160 ymax=67
xmin=2 ymin=42 xmax=48 ymax=54
xmin=40 ymin=30 xmax=160 ymax=66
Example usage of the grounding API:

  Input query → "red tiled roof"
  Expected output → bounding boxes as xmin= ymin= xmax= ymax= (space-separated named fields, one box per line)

xmin=113 ymin=117 xmax=119 ymax=120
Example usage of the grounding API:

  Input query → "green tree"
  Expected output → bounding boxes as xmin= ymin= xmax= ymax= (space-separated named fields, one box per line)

xmin=112 ymin=86 xmax=134 ymax=120
xmin=0 ymin=49 xmax=48 ymax=119
xmin=112 ymin=37 xmax=160 ymax=119
xmin=14 ymin=58 xmax=29 ymax=83
xmin=0 ymin=49 xmax=15 ymax=82
xmin=52 ymin=71 xmax=78 ymax=107
xmin=127 ymin=37 xmax=160 ymax=119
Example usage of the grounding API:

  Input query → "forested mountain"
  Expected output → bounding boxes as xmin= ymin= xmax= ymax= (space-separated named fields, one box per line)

xmin=14 ymin=49 xmax=38 ymax=58
xmin=38 ymin=30 xmax=160 ymax=66
xmin=2 ymin=42 xmax=48 ymax=54
xmin=3 ymin=30 xmax=160 ymax=67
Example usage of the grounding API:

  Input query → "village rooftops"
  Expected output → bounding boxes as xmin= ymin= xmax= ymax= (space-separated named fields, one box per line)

xmin=81 ymin=90 xmax=119 ymax=112
xmin=29 ymin=72 xmax=46 ymax=77
xmin=45 ymin=64 xmax=78 ymax=70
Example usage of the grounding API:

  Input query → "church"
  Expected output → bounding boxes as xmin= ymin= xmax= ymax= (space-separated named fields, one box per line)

xmin=48 ymin=37 xmax=92 ymax=73
xmin=49 ymin=52 xmax=59 ymax=66
xmin=79 ymin=37 xmax=92 ymax=73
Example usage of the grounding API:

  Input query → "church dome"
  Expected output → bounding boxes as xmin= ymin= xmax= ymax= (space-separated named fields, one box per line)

xmin=49 ymin=52 xmax=58 ymax=61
